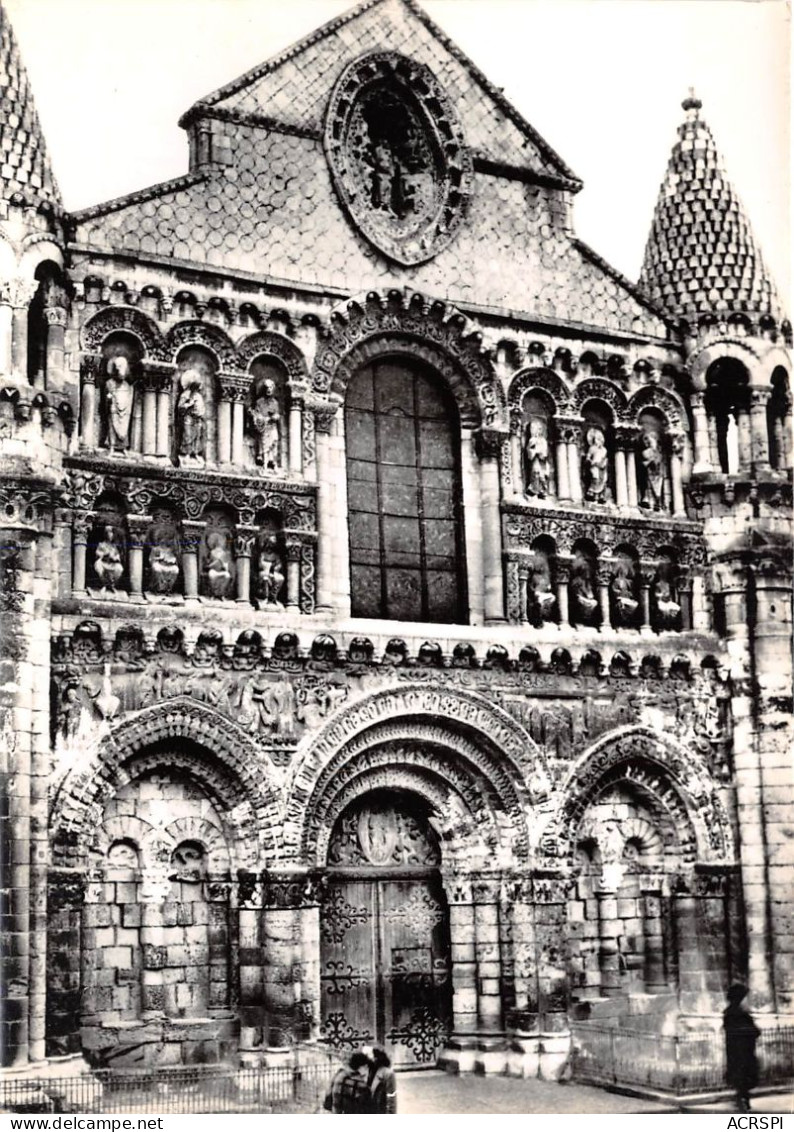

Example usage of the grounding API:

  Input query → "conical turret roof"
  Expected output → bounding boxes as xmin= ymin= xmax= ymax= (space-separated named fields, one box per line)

xmin=639 ymin=93 xmax=782 ymax=323
xmin=0 ymin=2 xmax=61 ymax=212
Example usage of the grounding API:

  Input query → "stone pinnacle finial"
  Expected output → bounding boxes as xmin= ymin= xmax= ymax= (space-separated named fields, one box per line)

xmin=682 ymin=87 xmax=702 ymax=114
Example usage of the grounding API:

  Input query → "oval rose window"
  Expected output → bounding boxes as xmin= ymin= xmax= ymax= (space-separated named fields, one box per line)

xmin=324 ymin=52 xmax=473 ymax=266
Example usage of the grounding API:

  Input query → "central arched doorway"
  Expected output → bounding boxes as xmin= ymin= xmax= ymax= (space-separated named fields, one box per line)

xmin=319 ymin=789 xmax=452 ymax=1067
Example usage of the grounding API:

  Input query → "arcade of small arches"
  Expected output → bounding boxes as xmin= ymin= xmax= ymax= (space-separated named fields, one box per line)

xmin=45 ymin=697 xmax=739 ymax=1065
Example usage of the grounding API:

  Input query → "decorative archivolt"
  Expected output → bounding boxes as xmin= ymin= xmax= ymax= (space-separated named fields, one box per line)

xmin=49 ymin=699 xmax=282 ymax=867
xmin=627 ymin=385 xmax=686 ymax=431
xmin=311 ymin=290 xmax=503 ymax=429
xmin=166 ymin=320 xmax=237 ymax=369
xmin=573 ymin=377 xmax=630 ymax=419
xmin=286 ymin=684 xmax=547 ymax=863
xmin=688 ymin=340 xmax=762 ymax=389
xmin=235 ymin=331 xmax=308 ymax=381
xmin=508 ymin=367 xmax=573 ymax=416
xmin=545 ymin=725 xmax=734 ymax=867
xmin=81 ymin=306 xmax=167 ymax=359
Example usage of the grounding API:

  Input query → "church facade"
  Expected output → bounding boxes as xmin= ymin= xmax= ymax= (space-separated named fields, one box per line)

xmin=1 ymin=0 xmax=791 ymax=1079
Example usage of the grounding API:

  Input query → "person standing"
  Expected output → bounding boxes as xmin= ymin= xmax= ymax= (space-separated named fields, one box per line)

xmin=323 ymin=1051 xmax=372 ymax=1114
xmin=724 ymin=983 xmax=760 ymax=1113
xmin=367 ymin=1046 xmax=397 ymax=1114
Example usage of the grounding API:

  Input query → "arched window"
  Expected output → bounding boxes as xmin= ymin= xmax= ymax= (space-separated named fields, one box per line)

xmin=704 ymin=358 xmax=750 ymax=474
xmin=768 ymin=367 xmax=791 ymax=471
xmin=345 ymin=358 xmax=467 ymax=623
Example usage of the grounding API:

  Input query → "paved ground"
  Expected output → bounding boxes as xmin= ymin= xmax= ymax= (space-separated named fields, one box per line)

xmin=397 ymin=1072 xmax=794 ymax=1115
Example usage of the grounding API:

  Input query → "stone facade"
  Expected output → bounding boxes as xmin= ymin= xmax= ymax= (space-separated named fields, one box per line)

xmin=1 ymin=0 xmax=791 ymax=1080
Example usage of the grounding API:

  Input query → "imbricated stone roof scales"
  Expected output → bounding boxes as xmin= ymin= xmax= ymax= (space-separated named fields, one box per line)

xmin=639 ymin=91 xmax=783 ymax=324
xmin=0 ymin=0 xmax=62 ymax=213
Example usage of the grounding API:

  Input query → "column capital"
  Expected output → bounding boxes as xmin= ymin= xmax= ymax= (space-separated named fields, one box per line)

xmin=234 ymin=525 xmax=258 ymax=558
xmin=474 ymin=426 xmax=509 ymax=460
xmin=218 ymin=372 xmax=250 ymax=402
xmin=80 ymin=354 xmax=102 ymax=385
xmin=307 ymin=395 xmax=340 ymax=434
xmin=141 ymin=361 xmax=176 ymax=391
xmin=43 ymin=305 xmax=68 ymax=328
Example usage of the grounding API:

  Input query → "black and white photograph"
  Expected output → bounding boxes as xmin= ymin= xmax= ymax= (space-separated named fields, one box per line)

xmin=0 ymin=0 xmax=791 ymax=1119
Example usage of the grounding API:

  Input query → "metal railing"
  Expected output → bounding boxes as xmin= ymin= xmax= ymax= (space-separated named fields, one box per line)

xmin=0 ymin=1051 xmax=338 ymax=1114
xmin=571 ymin=1024 xmax=794 ymax=1096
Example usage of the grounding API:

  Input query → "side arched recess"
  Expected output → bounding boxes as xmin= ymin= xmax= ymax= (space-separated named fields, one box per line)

xmin=49 ymin=699 xmax=283 ymax=869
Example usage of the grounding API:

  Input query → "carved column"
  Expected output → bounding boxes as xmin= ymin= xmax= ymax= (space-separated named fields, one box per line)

xmin=216 ymin=376 xmax=234 ymax=464
xmin=288 ymin=383 xmax=307 ymax=476
xmin=312 ymin=400 xmax=338 ymax=613
xmin=72 ymin=514 xmax=90 ymax=594
xmin=149 ymin=365 xmax=175 ymax=458
xmin=234 ymin=526 xmax=257 ymax=604
xmin=641 ymin=880 xmax=668 ymax=993
xmin=626 ymin=440 xmax=639 ymax=508
xmin=475 ymin=428 xmax=508 ymax=624
xmin=510 ymin=410 xmax=524 ymax=498
xmin=79 ymin=357 xmax=99 ymax=448
xmin=139 ymin=867 xmax=170 ymax=1021
xmin=45 ymin=870 xmax=86 ymax=1059
xmin=560 ymin=421 xmax=582 ymax=503
xmin=597 ymin=560 xmax=612 ymax=630
xmin=473 ymin=877 xmax=503 ymax=1035
xmin=691 ymin=393 xmax=712 ymax=473
xmin=127 ymin=515 xmax=150 ymax=600
xmin=750 ymin=388 xmax=771 ymax=472
xmin=555 ymin=430 xmax=571 ymax=501
xmin=297 ymin=875 xmax=322 ymax=1044
xmin=43 ymin=304 xmax=67 ymax=388
xmin=596 ymin=882 xmax=622 ymax=997
xmin=181 ymin=520 xmax=204 ymax=600
xmin=261 ymin=877 xmax=303 ymax=1048
xmin=443 ymin=872 xmax=478 ymax=1042
xmin=0 ymin=284 xmax=12 ymax=375
xmin=736 ymin=406 xmax=752 ymax=471
xmin=638 ymin=562 xmax=654 ymax=634
xmin=231 ymin=392 xmax=246 ymax=466
xmin=141 ymin=372 xmax=158 ymax=456
xmin=613 ymin=431 xmax=630 ymax=507
xmin=678 ymin=571 xmax=693 ymax=631
xmin=517 ymin=563 xmax=530 ymax=625
xmin=670 ymin=434 xmax=686 ymax=516
xmin=284 ymin=540 xmax=302 ymax=612
xmin=9 ymin=278 xmax=37 ymax=378
xmin=555 ymin=556 xmax=571 ymax=627
xmin=672 ymin=876 xmax=707 ymax=1010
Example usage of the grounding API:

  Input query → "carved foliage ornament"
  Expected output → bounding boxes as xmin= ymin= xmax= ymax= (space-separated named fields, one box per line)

xmin=324 ymin=52 xmax=473 ymax=265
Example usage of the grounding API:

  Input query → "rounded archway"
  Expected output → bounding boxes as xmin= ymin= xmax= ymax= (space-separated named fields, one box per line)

xmin=319 ymin=788 xmax=452 ymax=1068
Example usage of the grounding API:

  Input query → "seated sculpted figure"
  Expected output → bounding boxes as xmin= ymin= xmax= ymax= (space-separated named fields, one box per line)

xmin=529 ymin=554 xmax=556 ymax=622
xmin=571 ymin=554 xmax=599 ymax=624
xmin=255 ymin=535 xmax=285 ymax=607
xmin=93 ymin=525 xmax=124 ymax=591
xmin=204 ymin=531 xmax=234 ymax=599
xmin=653 ymin=573 xmax=681 ymax=628
xmin=610 ymin=561 xmax=638 ymax=625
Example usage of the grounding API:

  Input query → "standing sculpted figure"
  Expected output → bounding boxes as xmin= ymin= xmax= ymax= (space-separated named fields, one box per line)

xmin=640 ymin=430 xmax=665 ymax=511
xmin=584 ymin=426 xmax=609 ymax=502
xmin=250 ymin=379 xmax=282 ymax=470
xmin=524 ymin=418 xmax=550 ymax=498
xmin=105 ymin=356 xmax=134 ymax=451
xmin=176 ymin=370 xmax=207 ymax=460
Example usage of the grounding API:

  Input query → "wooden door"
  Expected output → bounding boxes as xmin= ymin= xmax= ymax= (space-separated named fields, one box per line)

xmin=319 ymin=793 xmax=452 ymax=1068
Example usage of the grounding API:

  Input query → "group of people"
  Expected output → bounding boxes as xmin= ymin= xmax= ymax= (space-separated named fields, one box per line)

xmin=323 ymin=1045 xmax=397 ymax=1114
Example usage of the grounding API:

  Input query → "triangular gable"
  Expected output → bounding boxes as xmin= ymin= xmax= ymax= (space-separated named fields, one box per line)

xmin=181 ymin=0 xmax=581 ymax=189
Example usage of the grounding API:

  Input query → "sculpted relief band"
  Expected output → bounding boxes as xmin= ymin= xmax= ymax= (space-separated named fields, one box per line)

xmin=0 ymin=0 xmax=790 ymax=1115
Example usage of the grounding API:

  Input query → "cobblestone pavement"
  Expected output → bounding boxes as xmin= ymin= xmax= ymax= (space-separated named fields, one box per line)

xmin=397 ymin=1073 xmax=794 ymax=1115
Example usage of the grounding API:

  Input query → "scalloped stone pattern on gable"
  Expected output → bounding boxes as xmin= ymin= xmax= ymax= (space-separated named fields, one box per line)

xmin=201 ymin=0 xmax=568 ymax=181
xmin=74 ymin=130 xmax=664 ymax=338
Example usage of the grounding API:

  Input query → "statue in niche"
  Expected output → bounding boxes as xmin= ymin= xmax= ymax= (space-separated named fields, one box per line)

xmin=58 ymin=683 xmax=85 ymax=740
xmin=570 ymin=552 xmax=599 ymax=624
xmin=640 ymin=430 xmax=665 ymax=511
xmin=611 ymin=558 xmax=638 ymax=625
xmin=250 ymin=380 xmax=282 ymax=470
xmin=653 ymin=567 xmax=681 ymax=629
xmin=104 ymin=356 xmax=134 ymax=451
xmin=204 ymin=530 xmax=234 ymax=599
xmin=524 ymin=418 xmax=550 ymax=498
xmin=176 ymin=369 xmax=207 ymax=461
xmin=254 ymin=533 xmax=285 ymax=608
xmin=93 ymin=525 xmax=124 ymax=591
xmin=529 ymin=552 xmax=556 ymax=622
xmin=584 ymin=426 xmax=609 ymax=502
xmin=360 ymin=90 xmax=431 ymax=221
xmin=147 ymin=512 xmax=180 ymax=596
xmin=107 ymin=841 xmax=139 ymax=870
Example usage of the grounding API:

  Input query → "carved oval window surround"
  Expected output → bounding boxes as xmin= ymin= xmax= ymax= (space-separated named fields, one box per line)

xmin=324 ymin=52 xmax=473 ymax=266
